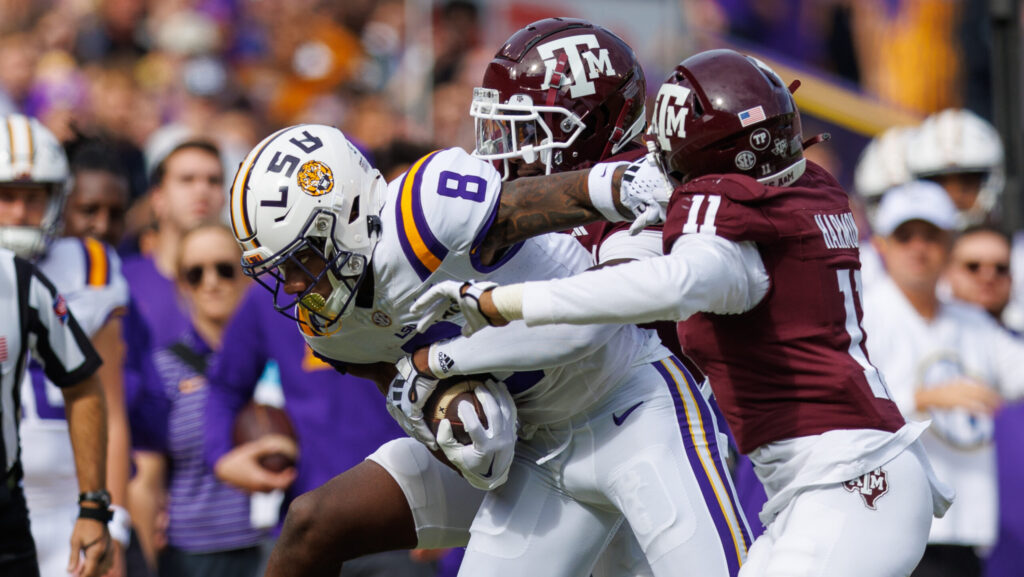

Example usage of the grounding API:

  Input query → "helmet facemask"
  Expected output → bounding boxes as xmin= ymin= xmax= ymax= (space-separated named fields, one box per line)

xmin=470 ymin=88 xmax=585 ymax=181
xmin=233 ymin=124 xmax=387 ymax=332
xmin=243 ymin=208 xmax=374 ymax=330
xmin=0 ymin=181 xmax=68 ymax=259
xmin=0 ymin=115 xmax=70 ymax=259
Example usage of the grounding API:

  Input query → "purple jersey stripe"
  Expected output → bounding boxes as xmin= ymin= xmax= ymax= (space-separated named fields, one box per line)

xmin=469 ymin=199 xmax=525 ymax=273
xmin=654 ymin=359 xmax=748 ymax=576
xmin=401 ymin=321 xmax=461 ymax=354
xmin=396 ymin=151 xmax=447 ymax=281
xmin=27 ymin=361 xmax=66 ymax=420
xmin=80 ymin=238 xmax=93 ymax=285
xmin=668 ymin=357 xmax=753 ymax=548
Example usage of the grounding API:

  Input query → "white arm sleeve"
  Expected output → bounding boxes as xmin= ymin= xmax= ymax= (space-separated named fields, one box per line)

xmin=596 ymin=229 xmax=663 ymax=264
xmin=428 ymin=320 xmax=616 ymax=377
xmin=520 ymin=234 xmax=770 ymax=326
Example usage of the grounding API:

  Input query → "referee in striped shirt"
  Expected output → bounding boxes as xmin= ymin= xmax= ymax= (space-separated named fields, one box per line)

xmin=0 ymin=248 xmax=113 ymax=577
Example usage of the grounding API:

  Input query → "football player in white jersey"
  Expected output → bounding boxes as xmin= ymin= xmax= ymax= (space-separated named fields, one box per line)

xmin=232 ymin=121 xmax=750 ymax=576
xmin=0 ymin=114 xmax=132 ymax=576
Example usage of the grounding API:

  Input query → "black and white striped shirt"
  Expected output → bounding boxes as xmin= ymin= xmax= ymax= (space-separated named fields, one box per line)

xmin=0 ymin=248 xmax=100 ymax=478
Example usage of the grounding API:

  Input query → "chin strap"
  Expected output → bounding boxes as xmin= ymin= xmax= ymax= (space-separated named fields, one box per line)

xmin=802 ymin=132 xmax=831 ymax=150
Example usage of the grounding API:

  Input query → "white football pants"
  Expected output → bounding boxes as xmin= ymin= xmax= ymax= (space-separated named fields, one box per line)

xmin=373 ymin=358 xmax=751 ymax=577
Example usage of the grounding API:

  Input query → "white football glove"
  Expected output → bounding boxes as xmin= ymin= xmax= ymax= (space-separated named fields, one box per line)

xmin=620 ymin=152 xmax=673 ymax=235
xmin=412 ymin=280 xmax=498 ymax=336
xmin=385 ymin=356 xmax=440 ymax=450
xmin=438 ymin=379 xmax=517 ymax=491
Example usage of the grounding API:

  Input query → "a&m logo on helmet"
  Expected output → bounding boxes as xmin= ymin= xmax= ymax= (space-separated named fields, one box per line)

xmin=297 ymin=160 xmax=334 ymax=197
xmin=536 ymin=34 xmax=617 ymax=98
xmin=652 ymin=84 xmax=691 ymax=152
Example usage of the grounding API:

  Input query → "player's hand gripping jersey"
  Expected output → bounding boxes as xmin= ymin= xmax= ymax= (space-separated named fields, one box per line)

xmin=300 ymin=147 xmax=664 ymax=426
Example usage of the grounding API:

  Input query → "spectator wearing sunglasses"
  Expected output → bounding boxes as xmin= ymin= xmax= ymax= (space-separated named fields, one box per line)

xmin=862 ymin=181 xmax=1024 ymax=577
xmin=946 ymin=225 xmax=1014 ymax=327
xmin=121 ymin=140 xmax=226 ymax=350
xmin=943 ymin=225 xmax=1024 ymax=577
xmin=133 ymin=223 xmax=289 ymax=577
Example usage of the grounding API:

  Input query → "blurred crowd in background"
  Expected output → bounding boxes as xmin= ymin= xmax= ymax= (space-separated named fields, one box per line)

xmin=3 ymin=0 xmax=1024 ymax=576
xmin=0 ymin=0 xmax=997 ymax=209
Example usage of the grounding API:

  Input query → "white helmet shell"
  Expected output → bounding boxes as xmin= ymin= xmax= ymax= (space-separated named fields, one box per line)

xmin=853 ymin=125 xmax=915 ymax=201
xmin=230 ymin=124 xmax=385 ymax=324
xmin=905 ymin=108 xmax=1005 ymax=223
xmin=0 ymin=114 xmax=69 ymax=259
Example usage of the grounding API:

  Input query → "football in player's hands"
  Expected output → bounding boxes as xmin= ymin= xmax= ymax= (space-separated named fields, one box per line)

xmin=233 ymin=402 xmax=297 ymax=473
xmin=424 ymin=379 xmax=487 ymax=446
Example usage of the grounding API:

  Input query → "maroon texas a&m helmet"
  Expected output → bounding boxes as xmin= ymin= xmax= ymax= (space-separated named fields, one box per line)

xmin=471 ymin=18 xmax=646 ymax=179
xmin=649 ymin=49 xmax=806 ymax=187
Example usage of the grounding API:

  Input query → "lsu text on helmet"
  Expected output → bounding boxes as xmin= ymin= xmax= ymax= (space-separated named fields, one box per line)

xmin=230 ymin=124 xmax=386 ymax=328
xmin=0 ymin=114 xmax=69 ymax=259
xmin=905 ymin=108 xmax=1005 ymax=225
xmin=471 ymin=17 xmax=646 ymax=180
xmin=649 ymin=49 xmax=805 ymax=188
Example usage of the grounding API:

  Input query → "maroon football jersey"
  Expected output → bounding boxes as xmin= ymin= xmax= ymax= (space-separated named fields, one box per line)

xmin=662 ymin=161 xmax=905 ymax=454
xmin=568 ymin=146 xmax=701 ymax=371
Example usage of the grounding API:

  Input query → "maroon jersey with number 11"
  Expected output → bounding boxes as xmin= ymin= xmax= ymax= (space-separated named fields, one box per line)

xmin=662 ymin=161 xmax=905 ymax=454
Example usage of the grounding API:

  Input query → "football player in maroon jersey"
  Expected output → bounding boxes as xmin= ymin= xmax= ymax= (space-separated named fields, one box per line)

xmin=415 ymin=49 xmax=956 ymax=577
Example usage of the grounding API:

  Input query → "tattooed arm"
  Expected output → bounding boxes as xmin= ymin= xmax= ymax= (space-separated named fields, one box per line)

xmin=477 ymin=166 xmax=629 ymax=265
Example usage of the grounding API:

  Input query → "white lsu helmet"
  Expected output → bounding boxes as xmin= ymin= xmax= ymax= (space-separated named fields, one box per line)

xmin=905 ymin=108 xmax=1005 ymax=225
xmin=853 ymin=125 xmax=915 ymax=203
xmin=0 ymin=114 xmax=70 ymax=259
xmin=230 ymin=124 xmax=386 ymax=327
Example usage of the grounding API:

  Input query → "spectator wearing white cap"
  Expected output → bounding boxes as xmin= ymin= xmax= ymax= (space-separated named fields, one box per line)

xmin=863 ymin=180 xmax=1024 ymax=577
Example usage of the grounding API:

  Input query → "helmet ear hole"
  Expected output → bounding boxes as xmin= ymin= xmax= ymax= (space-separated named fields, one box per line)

xmin=348 ymin=196 xmax=360 ymax=224
xmin=691 ymin=97 xmax=704 ymax=119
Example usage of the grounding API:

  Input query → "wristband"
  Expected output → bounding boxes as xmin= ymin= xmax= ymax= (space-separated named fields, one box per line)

xmin=490 ymin=285 xmax=525 ymax=321
xmin=79 ymin=505 xmax=114 ymax=524
xmin=587 ymin=162 xmax=631 ymax=222
xmin=427 ymin=341 xmax=448 ymax=378
xmin=108 ymin=504 xmax=132 ymax=546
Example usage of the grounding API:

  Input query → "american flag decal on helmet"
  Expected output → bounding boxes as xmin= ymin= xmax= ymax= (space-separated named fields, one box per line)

xmin=738 ymin=106 xmax=766 ymax=127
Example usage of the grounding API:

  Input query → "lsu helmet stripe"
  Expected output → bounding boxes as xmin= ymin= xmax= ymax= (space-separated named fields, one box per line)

xmin=396 ymin=151 xmax=447 ymax=281
xmin=4 ymin=117 xmax=15 ymax=173
xmin=82 ymin=237 xmax=110 ymax=287
xmin=7 ymin=115 xmax=34 ymax=177
xmin=24 ymin=116 xmax=34 ymax=175
xmin=232 ymin=127 xmax=290 ymax=246
xmin=656 ymin=358 xmax=750 ymax=573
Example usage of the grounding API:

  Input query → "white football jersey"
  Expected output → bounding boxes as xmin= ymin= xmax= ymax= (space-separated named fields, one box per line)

xmin=864 ymin=276 xmax=1024 ymax=547
xmin=20 ymin=236 xmax=128 ymax=500
xmin=302 ymin=148 xmax=665 ymax=426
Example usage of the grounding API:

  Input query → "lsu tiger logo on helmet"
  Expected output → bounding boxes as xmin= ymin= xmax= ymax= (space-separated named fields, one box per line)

xmin=297 ymin=160 xmax=334 ymax=197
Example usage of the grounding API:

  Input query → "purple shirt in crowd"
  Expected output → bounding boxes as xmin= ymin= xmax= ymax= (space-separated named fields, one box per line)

xmin=150 ymin=325 xmax=266 ymax=553
xmin=121 ymin=254 xmax=191 ymax=349
xmin=985 ymin=401 xmax=1024 ymax=577
xmin=203 ymin=285 xmax=405 ymax=501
